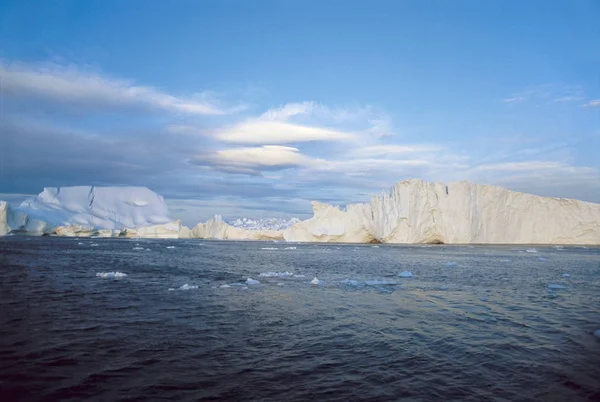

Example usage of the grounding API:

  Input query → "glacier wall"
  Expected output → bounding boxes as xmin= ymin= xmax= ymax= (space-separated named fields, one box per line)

xmin=282 ymin=179 xmax=600 ymax=245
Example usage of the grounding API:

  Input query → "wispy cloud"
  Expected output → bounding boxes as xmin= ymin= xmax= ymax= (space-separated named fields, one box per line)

xmin=0 ymin=61 xmax=226 ymax=115
xmin=584 ymin=99 xmax=600 ymax=108
xmin=502 ymin=96 xmax=525 ymax=103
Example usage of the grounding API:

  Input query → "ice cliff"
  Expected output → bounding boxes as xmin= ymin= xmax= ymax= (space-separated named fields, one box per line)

xmin=2 ymin=180 xmax=599 ymax=244
xmin=283 ymin=179 xmax=600 ymax=245
xmin=0 ymin=186 xmax=180 ymax=238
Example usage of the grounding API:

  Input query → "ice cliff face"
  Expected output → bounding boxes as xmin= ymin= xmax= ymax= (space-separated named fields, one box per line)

xmin=282 ymin=179 xmax=600 ymax=244
xmin=0 ymin=186 xmax=179 ymax=237
xmin=190 ymin=215 xmax=284 ymax=241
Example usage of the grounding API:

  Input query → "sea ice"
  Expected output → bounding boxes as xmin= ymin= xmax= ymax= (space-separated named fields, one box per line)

xmin=562 ymin=273 xmax=571 ymax=277
xmin=399 ymin=271 xmax=413 ymax=278
xmin=259 ymin=271 xmax=294 ymax=277
xmin=179 ymin=284 xmax=198 ymax=290
xmin=261 ymin=247 xmax=278 ymax=250
xmin=166 ymin=246 xmax=175 ymax=249
xmin=219 ymin=284 xmax=231 ymax=288
xmin=90 ymin=243 xmax=99 ymax=247
xmin=133 ymin=247 xmax=144 ymax=250
xmin=311 ymin=277 xmax=320 ymax=285
xmin=246 ymin=278 xmax=261 ymax=285
xmin=284 ymin=246 xmax=297 ymax=250
xmin=538 ymin=257 xmax=549 ymax=262
xmin=96 ymin=272 xmax=127 ymax=279
xmin=293 ymin=274 xmax=306 ymax=278
xmin=526 ymin=248 xmax=538 ymax=253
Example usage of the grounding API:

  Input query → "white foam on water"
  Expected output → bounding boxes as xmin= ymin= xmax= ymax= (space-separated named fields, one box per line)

xmin=499 ymin=259 xmax=511 ymax=262
xmin=133 ymin=247 xmax=144 ymax=250
xmin=166 ymin=246 xmax=175 ymax=249
xmin=246 ymin=278 xmax=261 ymax=285
xmin=311 ymin=277 xmax=320 ymax=285
xmin=526 ymin=248 xmax=538 ymax=253
xmin=399 ymin=271 xmax=413 ymax=278
xmin=548 ymin=283 xmax=567 ymax=290
xmin=259 ymin=271 xmax=294 ymax=277
xmin=78 ymin=242 xmax=84 ymax=245
xmin=219 ymin=284 xmax=231 ymax=288
xmin=284 ymin=246 xmax=297 ymax=250
xmin=293 ymin=274 xmax=306 ymax=278
xmin=179 ymin=284 xmax=198 ymax=290
xmin=90 ymin=243 xmax=99 ymax=247
xmin=96 ymin=272 xmax=127 ymax=279
xmin=261 ymin=247 xmax=278 ymax=250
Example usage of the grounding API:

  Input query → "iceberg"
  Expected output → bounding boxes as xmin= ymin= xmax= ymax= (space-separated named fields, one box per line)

xmin=0 ymin=186 xmax=179 ymax=238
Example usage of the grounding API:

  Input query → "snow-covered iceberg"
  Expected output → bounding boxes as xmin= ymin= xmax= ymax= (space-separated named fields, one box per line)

xmin=0 ymin=186 xmax=180 ymax=238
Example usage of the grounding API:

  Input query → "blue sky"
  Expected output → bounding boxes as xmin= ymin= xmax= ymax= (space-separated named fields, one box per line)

xmin=1 ymin=0 xmax=599 ymax=225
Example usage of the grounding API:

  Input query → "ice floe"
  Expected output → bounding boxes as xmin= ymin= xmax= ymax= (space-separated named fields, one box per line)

xmin=562 ymin=273 xmax=571 ymax=277
xmin=132 ymin=247 xmax=144 ymax=250
xmin=259 ymin=271 xmax=295 ymax=277
xmin=399 ymin=271 xmax=414 ymax=278
xmin=526 ymin=248 xmax=538 ymax=253
xmin=311 ymin=277 xmax=320 ymax=285
xmin=90 ymin=243 xmax=99 ymax=247
xmin=219 ymin=284 xmax=231 ymax=288
xmin=96 ymin=272 xmax=127 ymax=279
xmin=246 ymin=278 xmax=261 ymax=285
xmin=547 ymin=283 xmax=567 ymax=290
xmin=178 ymin=284 xmax=198 ymax=290
xmin=261 ymin=247 xmax=278 ymax=250
xmin=166 ymin=246 xmax=175 ymax=249
xmin=284 ymin=246 xmax=297 ymax=250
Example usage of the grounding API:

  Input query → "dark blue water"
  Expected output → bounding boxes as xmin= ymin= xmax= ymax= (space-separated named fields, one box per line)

xmin=1 ymin=237 xmax=600 ymax=401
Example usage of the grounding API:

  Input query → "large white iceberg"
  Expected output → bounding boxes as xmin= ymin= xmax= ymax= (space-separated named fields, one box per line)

xmin=0 ymin=186 xmax=180 ymax=238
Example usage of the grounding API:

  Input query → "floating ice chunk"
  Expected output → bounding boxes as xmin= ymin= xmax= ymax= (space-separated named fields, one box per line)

xmin=133 ymin=247 xmax=144 ymax=250
xmin=277 ymin=282 xmax=284 ymax=286
xmin=341 ymin=279 xmax=361 ymax=286
xmin=166 ymin=246 xmax=175 ymax=249
xmin=90 ymin=243 xmax=99 ymax=247
xmin=145 ymin=248 xmax=151 ymax=251
xmin=179 ymin=284 xmax=198 ymax=290
xmin=246 ymin=278 xmax=260 ymax=285
xmin=78 ymin=242 xmax=84 ymax=245
xmin=293 ymin=274 xmax=306 ymax=278
xmin=562 ymin=273 xmax=571 ymax=277
xmin=311 ymin=277 xmax=320 ymax=285
xmin=548 ymin=283 xmax=567 ymax=290
xmin=554 ymin=246 xmax=564 ymax=250
xmin=259 ymin=271 xmax=294 ymax=277
xmin=526 ymin=248 xmax=538 ymax=253
xmin=365 ymin=280 xmax=397 ymax=286
xmin=594 ymin=329 xmax=600 ymax=339
xmin=168 ymin=288 xmax=175 ymax=291
xmin=219 ymin=284 xmax=231 ymax=288
xmin=261 ymin=247 xmax=278 ymax=250
xmin=445 ymin=262 xmax=458 ymax=267
xmin=96 ymin=272 xmax=127 ymax=279
xmin=399 ymin=271 xmax=413 ymax=278
xmin=372 ymin=245 xmax=380 ymax=248
xmin=284 ymin=246 xmax=297 ymax=250
xmin=499 ymin=259 xmax=511 ymax=262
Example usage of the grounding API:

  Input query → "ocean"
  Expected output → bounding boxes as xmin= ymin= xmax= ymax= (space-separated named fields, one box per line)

xmin=1 ymin=237 xmax=599 ymax=401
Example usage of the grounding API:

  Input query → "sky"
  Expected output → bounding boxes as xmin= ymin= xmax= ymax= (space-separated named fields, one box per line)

xmin=0 ymin=0 xmax=599 ymax=226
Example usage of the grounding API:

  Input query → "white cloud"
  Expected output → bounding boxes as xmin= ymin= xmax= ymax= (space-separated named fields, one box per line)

xmin=0 ymin=61 xmax=225 ymax=115
xmin=502 ymin=97 xmax=525 ymax=103
xmin=215 ymin=120 xmax=354 ymax=144
xmin=554 ymin=96 xmax=584 ymax=102
xmin=190 ymin=145 xmax=326 ymax=174
xmin=584 ymin=99 xmax=600 ymax=108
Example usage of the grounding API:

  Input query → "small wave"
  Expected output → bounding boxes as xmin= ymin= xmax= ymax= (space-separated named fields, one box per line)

xmin=166 ymin=246 xmax=176 ymax=249
xmin=365 ymin=280 xmax=397 ymax=286
xmin=96 ymin=272 xmax=127 ymax=279
xmin=132 ymin=247 xmax=144 ymax=250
